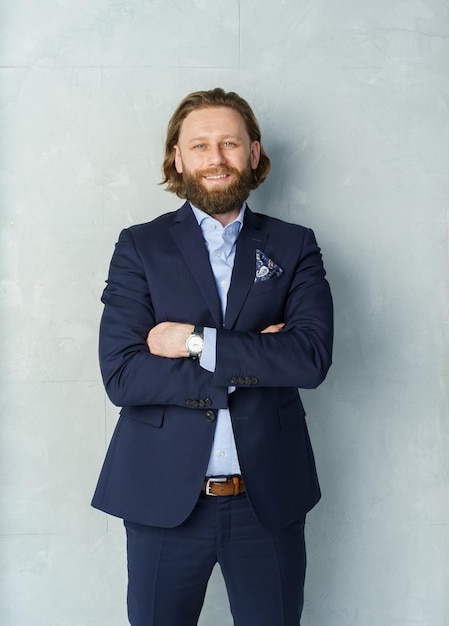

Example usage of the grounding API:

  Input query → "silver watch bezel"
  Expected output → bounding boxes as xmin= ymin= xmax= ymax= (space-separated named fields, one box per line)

xmin=186 ymin=327 xmax=204 ymax=358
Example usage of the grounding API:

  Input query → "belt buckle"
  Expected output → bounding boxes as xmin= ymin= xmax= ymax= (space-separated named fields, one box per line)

xmin=205 ymin=476 xmax=227 ymax=496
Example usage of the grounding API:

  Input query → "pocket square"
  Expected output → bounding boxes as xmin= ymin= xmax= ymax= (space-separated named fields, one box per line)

xmin=255 ymin=249 xmax=284 ymax=282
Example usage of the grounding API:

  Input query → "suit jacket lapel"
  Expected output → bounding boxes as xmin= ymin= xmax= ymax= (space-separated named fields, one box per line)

xmin=169 ymin=203 xmax=223 ymax=327
xmin=225 ymin=207 xmax=268 ymax=329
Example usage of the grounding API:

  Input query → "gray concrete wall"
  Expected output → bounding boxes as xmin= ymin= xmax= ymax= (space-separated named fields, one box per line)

xmin=1 ymin=1 xmax=448 ymax=624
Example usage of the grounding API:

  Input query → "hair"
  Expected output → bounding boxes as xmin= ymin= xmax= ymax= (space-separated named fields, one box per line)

xmin=161 ymin=88 xmax=271 ymax=198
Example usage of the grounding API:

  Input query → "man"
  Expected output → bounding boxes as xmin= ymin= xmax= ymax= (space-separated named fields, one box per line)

xmin=92 ymin=88 xmax=333 ymax=625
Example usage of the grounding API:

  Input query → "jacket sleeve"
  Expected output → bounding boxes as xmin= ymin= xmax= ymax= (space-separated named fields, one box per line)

xmin=213 ymin=228 xmax=333 ymax=389
xmin=98 ymin=228 xmax=229 ymax=409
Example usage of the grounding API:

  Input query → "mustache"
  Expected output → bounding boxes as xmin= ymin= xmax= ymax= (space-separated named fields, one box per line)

xmin=196 ymin=167 xmax=237 ymax=177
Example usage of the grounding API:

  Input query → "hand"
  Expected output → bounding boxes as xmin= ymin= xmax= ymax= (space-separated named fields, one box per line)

xmin=261 ymin=323 xmax=285 ymax=333
xmin=147 ymin=322 xmax=193 ymax=358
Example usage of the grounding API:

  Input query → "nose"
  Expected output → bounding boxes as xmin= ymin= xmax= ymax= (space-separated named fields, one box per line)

xmin=208 ymin=144 xmax=226 ymax=166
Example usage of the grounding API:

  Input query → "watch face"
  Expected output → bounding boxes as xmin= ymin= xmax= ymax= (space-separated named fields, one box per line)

xmin=187 ymin=334 xmax=203 ymax=355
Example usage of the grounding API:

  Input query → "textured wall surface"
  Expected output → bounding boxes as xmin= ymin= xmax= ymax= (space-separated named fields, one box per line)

xmin=1 ymin=1 xmax=448 ymax=625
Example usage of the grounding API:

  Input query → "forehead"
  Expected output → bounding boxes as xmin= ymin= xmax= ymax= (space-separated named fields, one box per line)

xmin=178 ymin=106 xmax=249 ymax=142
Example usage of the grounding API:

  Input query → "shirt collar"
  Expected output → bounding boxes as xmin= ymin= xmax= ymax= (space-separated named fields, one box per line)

xmin=190 ymin=202 xmax=246 ymax=232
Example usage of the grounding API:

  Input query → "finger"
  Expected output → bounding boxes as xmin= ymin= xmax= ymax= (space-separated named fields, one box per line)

xmin=261 ymin=323 xmax=285 ymax=333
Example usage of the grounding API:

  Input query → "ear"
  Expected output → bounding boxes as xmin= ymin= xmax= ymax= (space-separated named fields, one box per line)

xmin=250 ymin=141 xmax=261 ymax=169
xmin=174 ymin=145 xmax=183 ymax=174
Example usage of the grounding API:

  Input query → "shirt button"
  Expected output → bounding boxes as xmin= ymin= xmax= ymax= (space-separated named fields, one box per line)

xmin=221 ymin=280 xmax=227 ymax=288
xmin=204 ymin=410 xmax=216 ymax=422
xmin=219 ymin=451 xmax=225 ymax=457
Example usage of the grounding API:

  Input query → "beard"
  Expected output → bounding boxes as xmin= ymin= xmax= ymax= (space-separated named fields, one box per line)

xmin=181 ymin=162 xmax=254 ymax=216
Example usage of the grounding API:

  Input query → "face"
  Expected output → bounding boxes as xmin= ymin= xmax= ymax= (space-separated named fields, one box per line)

xmin=174 ymin=107 xmax=260 ymax=220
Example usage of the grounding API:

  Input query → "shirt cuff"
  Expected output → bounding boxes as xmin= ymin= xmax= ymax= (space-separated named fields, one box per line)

xmin=199 ymin=327 xmax=216 ymax=372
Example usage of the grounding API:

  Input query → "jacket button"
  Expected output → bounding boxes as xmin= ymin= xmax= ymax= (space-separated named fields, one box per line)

xmin=204 ymin=410 xmax=216 ymax=422
xmin=251 ymin=377 xmax=258 ymax=385
xmin=230 ymin=376 xmax=238 ymax=385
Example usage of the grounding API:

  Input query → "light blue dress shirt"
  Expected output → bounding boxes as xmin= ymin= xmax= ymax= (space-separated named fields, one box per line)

xmin=191 ymin=203 xmax=245 ymax=477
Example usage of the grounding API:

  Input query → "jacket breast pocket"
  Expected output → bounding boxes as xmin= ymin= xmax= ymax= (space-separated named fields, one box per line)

xmin=278 ymin=395 xmax=306 ymax=431
xmin=121 ymin=405 xmax=164 ymax=428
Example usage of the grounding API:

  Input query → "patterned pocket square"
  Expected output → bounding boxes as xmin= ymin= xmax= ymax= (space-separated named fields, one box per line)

xmin=254 ymin=249 xmax=284 ymax=282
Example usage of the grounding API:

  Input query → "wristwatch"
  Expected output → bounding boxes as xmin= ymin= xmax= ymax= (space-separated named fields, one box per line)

xmin=186 ymin=326 xmax=204 ymax=359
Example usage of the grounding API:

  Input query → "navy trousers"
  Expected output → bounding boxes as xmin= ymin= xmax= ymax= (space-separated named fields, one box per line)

xmin=124 ymin=492 xmax=306 ymax=626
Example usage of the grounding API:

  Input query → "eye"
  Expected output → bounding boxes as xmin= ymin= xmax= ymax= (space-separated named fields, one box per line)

xmin=223 ymin=141 xmax=236 ymax=148
xmin=193 ymin=144 xmax=206 ymax=150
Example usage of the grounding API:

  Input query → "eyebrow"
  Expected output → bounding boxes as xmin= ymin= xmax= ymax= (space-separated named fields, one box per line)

xmin=186 ymin=134 xmax=242 ymax=144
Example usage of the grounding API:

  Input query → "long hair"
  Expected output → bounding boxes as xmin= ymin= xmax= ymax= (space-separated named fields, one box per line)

xmin=161 ymin=88 xmax=271 ymax=198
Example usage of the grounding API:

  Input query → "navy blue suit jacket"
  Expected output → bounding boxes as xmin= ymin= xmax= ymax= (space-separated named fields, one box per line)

xmin=91 ymin=202 xmax=333 ymax=530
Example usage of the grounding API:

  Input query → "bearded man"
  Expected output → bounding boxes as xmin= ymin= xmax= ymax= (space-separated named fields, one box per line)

xmin=92 ymin=88 xmax=333 ymax=626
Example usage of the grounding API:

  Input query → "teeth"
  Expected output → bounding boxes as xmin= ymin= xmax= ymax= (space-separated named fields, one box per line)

xmin=205 ymin=175 xmax=227 ymax=179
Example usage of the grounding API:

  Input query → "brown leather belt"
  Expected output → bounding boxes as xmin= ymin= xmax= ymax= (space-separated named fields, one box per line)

xmin=202 ymin=476 xmax=246 ymax=496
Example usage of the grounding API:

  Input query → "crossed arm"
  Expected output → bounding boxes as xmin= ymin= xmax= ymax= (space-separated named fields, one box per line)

xmin=100 ymin=225 xmax=333 ymax=406
xmin=146 ymin=322 xmax=285 ymax=358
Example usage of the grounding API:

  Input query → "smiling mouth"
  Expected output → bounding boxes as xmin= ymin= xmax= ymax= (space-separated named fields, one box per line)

xmin=202 ymin=170 xmax=233 ymax=181
xmin=204 ymin=174 xmax=229 ymax=180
